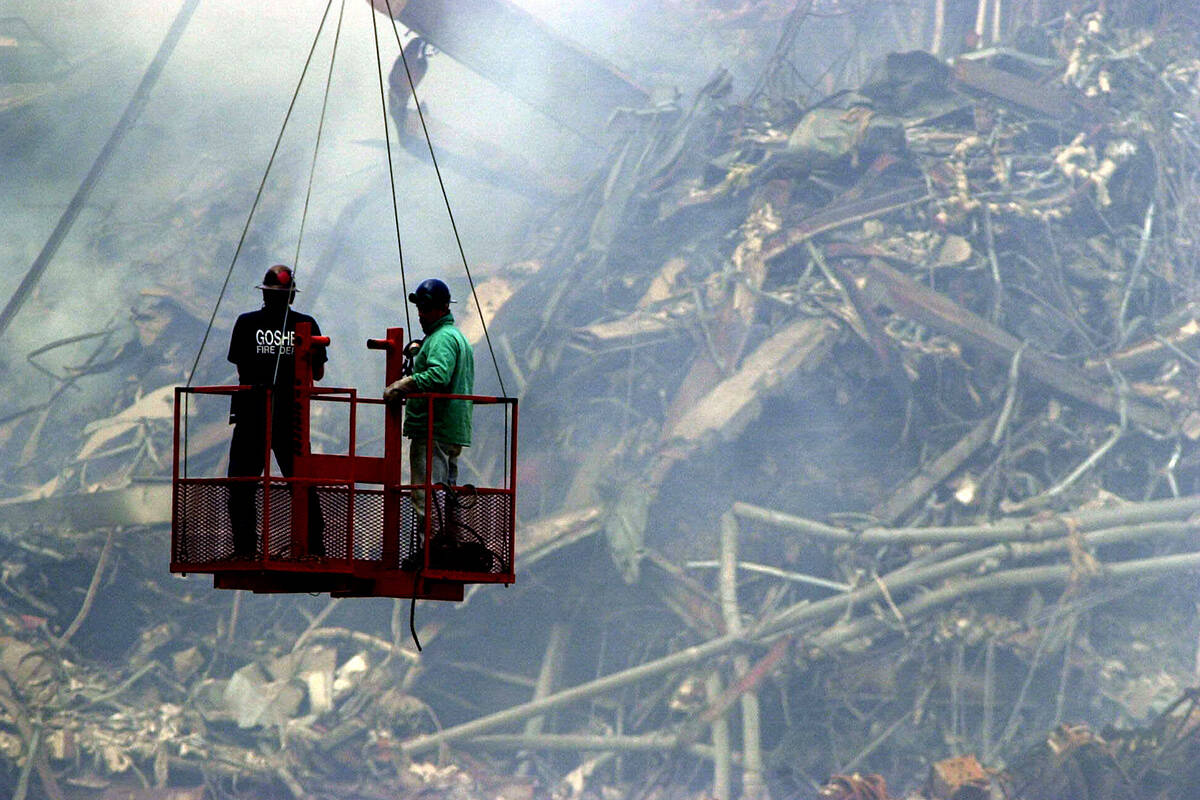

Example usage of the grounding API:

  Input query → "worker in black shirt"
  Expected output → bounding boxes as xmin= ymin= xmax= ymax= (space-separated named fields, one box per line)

xmin=226 ymin=264 xmax=327 ymax=558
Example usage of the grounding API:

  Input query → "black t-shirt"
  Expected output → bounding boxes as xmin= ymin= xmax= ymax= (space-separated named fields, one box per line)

xmin=228 ymin=306 xmax=327 ymax=403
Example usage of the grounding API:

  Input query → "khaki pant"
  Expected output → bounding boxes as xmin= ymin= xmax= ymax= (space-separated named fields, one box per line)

xmin=408 ymin=437 xmax=463 ymax=526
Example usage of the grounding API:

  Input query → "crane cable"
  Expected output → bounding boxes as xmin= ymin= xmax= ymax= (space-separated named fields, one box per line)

xmin=185 ymin=0 xmax=336 ymax=388
xmin=178 ymin=3 xmax=509 ymax=644
xmin=378 ymin=0 xmax=507 ymax=397
xmin=188 ymin=0 xmax=510 ymax=398
xmin=370 ymin=9 xmax=423 ymax=650
xmin=373 ymin=1 xmax=510 ymax=649
xmin=368 ymin=2 xmax=412 ymax=341
xmin=272 ymin=0 xmax=349 ymax=389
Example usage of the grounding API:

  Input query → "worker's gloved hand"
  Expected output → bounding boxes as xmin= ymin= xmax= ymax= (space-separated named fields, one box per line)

xmin=384 ymin=376 xmax=417 ymax=403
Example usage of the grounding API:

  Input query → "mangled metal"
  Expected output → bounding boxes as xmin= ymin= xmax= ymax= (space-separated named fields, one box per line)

xmin=2 ymin=1 xmax=1200 ymax=798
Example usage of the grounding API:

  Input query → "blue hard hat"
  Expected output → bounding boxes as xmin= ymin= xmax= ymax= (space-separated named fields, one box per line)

xmin=408 ymin=278 xmax=453 ymax=308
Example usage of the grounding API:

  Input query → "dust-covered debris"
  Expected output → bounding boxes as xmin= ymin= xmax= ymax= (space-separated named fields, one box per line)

xmin=2 ymin=0 xmax=1200 ymax=798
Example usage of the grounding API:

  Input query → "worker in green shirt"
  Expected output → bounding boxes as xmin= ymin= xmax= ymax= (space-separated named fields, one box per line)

xmin=384 ymin=278 xmax=475 ymax=532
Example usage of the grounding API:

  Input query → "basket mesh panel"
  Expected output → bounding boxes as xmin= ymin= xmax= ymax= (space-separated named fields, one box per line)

xmin=174 ymin=481 xmax=232 ymax=563
xmin=426 ymin=488 xmax=512 ymax=576
xmin=311 ymin=485 xmax=351 ymax=560
xmin=175 ymin=481 xmax=353 ymax=563
xmin=353 ymin=489 xmax=385 ymax=561
xmin=263 ymin=482 xmax=292 ymax=558
xmin=174 ymin=480 xmax=514 ymax=578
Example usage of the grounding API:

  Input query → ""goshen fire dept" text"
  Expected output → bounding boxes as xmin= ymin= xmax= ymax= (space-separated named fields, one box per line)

xmin=255 ymin=328 xmax=296 ymax=355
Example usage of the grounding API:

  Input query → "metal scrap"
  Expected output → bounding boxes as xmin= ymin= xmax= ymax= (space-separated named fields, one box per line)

xmin=3 ymin=2 xmax=1200 ymax=799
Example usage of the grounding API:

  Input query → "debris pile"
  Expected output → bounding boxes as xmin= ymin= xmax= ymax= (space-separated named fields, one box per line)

xmin=0 ymin=1 xmax=1199 ymax=799
xmin=443 ymin=3 xmax=1200 ymax=797
xmin=0 ymin=573 xmax=533 ymax=799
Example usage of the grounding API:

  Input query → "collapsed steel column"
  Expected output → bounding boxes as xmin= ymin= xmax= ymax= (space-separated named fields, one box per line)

xmin=377 ymin=0 xmax=648 ymax=140
xmin=0 ymin=0 xmax=200 ymax=341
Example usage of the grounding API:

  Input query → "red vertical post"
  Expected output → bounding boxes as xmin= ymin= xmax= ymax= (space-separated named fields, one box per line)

xmin=346 ymin=388 xmax=358 ymax=562
xmin=291 ymin=322 xmax=315 ymax=557
xmin=368 ymin=327 xmax=406 ymax=567
xmin=422 ymin=395 xmax=434 ymax=568
xmin=293 ymin=323 xmax=331 ymax=559
xmin=509 ymin=398 xmax=518 ymax=579
xmin=172 ymin=388 xmax=183 ymax=564
xmin=262 ymin=388 xmax=273 ymax=560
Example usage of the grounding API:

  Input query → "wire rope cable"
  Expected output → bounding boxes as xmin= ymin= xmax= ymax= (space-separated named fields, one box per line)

xmin=186 ymin=0 xmax=336 ymax=388
xmin=271 ymin=0 xmax=349 ymax=388
xmin=370 ymin=3 xmax=413 ymax=339
xmin=293 ymin=0 xmax=348 ymax=273
xmin=381 ymin=0 xmax=507 ymax=396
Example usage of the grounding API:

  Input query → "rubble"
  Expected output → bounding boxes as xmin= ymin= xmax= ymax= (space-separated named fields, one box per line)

xmin=1 ymin=0 xmax=1200 ymax=798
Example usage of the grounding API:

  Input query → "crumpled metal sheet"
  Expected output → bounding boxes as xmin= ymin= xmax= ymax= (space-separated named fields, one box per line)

xmin=222 ymin=646 xmax=340 ymax=729
xmin=785 ymin=105 xmax=904 ymax=168
xmin=224 ymin=665 xmax=301 ymax=730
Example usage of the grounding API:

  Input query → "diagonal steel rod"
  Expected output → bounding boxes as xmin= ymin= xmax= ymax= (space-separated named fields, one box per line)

xmin=0 ymin=0 xmax=200 ymax=342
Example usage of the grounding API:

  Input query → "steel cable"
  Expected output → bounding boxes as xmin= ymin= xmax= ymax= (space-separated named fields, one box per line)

xmin=186 ymin=0 xmax=336 ymax=387
xmin=381 ymin=0 xmax=507 ymax=396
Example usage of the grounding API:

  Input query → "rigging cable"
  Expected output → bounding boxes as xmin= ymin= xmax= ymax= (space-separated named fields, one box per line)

xmin=186 ymin=0 xmax=336 ymax=388
xmin=370 ymin=4 xmax=421 ymax=651
xmin=373 ymin=3 xmax=513 ymax=644
xmin=369 ymin=3 xmax=412 ymax=340
xmin=381 ymin=0 xmax=507 ymax=396
xmin=293 ymin=0 xmax=348 ymax=273
xmin=272 ymin=0 xmax=350 ymax=388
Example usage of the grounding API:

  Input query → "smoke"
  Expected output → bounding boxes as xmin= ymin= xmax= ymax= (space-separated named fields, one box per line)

xmin=0 ymin=0 xmax=715 ymax=486
xmin=0 ymin=0 xmax=878 ymax=485
xmin=0 ymin=0 xmax=552 ymax=444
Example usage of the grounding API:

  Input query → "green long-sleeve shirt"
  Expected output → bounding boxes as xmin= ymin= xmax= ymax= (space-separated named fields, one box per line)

xmin=403 ymin=313 xmax=474 ymax=446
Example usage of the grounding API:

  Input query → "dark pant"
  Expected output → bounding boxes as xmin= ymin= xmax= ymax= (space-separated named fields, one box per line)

xmin=227 ymin=404 xmax=325 ymax=558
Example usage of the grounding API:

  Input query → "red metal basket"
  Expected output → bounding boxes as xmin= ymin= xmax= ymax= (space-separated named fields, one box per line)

xmin=170 ymin=325 xmax=517 ymax=600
